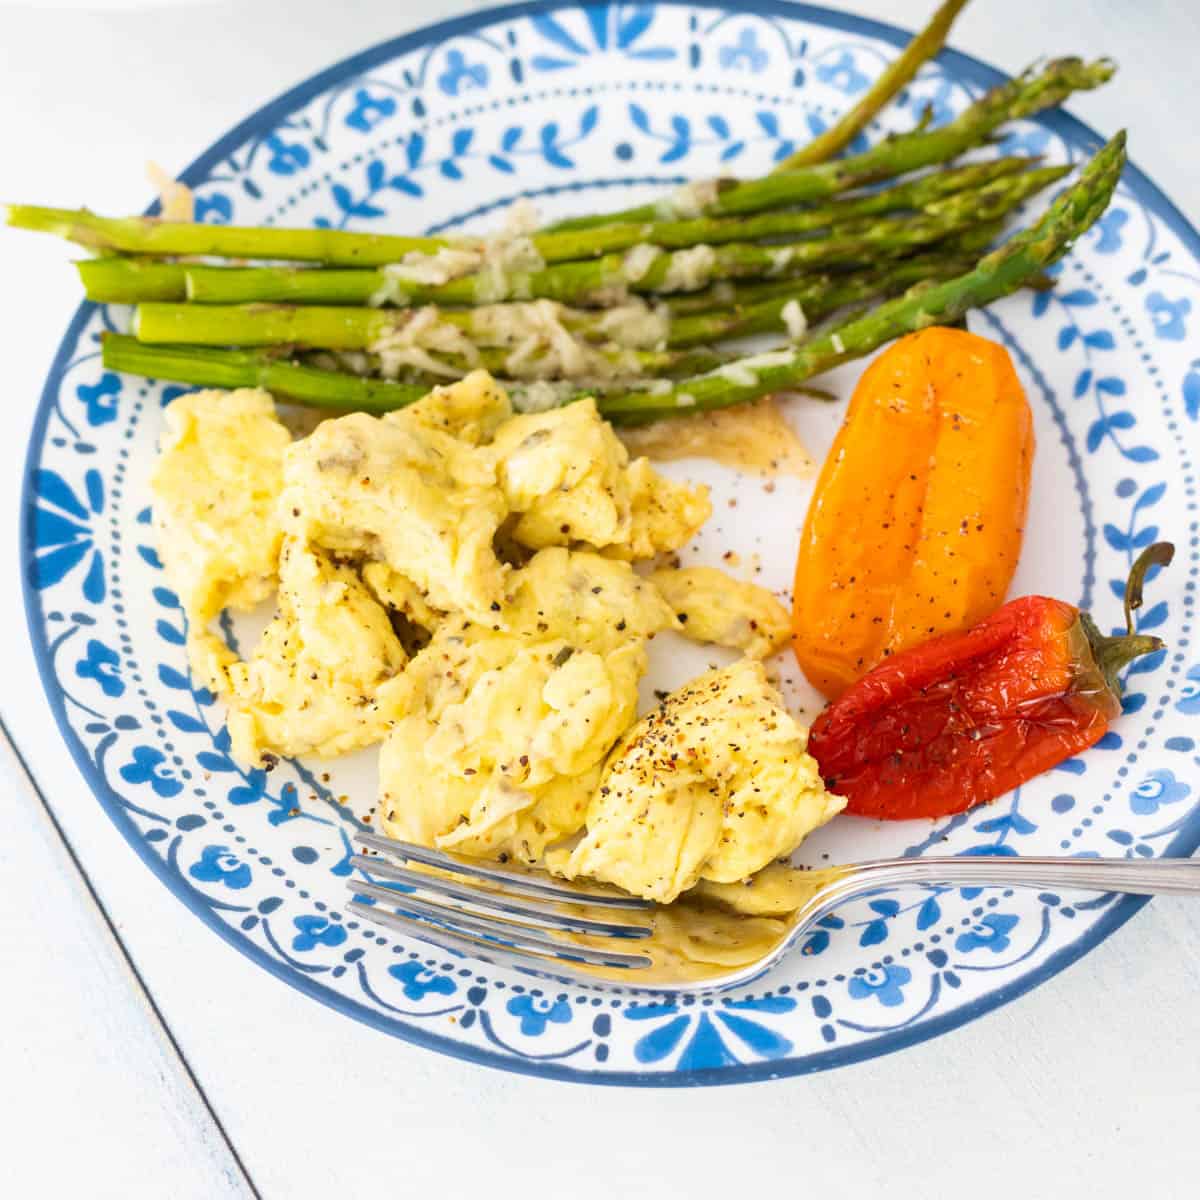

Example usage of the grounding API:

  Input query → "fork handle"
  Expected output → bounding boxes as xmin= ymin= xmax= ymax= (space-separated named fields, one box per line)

xmin=849 ymin=855 xmax=1200 ymax=897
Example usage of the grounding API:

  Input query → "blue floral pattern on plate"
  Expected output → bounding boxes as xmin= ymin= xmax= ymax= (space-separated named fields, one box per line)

xmin=20 ymin=1 xmax=1200 ymax=1085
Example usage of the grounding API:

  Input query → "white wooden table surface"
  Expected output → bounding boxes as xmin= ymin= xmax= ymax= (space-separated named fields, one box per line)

xmin=2 ymin=2 xmax=1198 ymax=1196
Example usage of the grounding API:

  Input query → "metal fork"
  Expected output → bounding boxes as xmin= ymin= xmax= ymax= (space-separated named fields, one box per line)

xmin=346 ymin=833 xmax=1200 ymax=992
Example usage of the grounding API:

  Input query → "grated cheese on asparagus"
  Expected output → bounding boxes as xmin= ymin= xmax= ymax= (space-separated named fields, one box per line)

xmin=622 ymin=243 xmax=664 ymax=283
xmin=715 ymin=361 xmax=758 ymax=388
xmin=371 ymin=307 xmax=481 ymax=379
xmin=661 ymin=245 xmax=717 ymax=292
xmin=375 ymin=247 xmax=484 ymax=305
xmin=714 ymin=349 xmax=796 ymax=388
xmin=510 ymin=379 xmax=578 ymax=413
xmin=594 ymin=298 xmax=671 ymax=349
xmin=781 ymin=299 xmax=808 ymax=341
xmin=373 ymin=200 xmax=547 ymax=307
xmin=503 ymin=300 xmax=638 ymax=379
xmin=472 ymin=234 xmax=545 ymax=303
xmin=768 ymin=247 xmax=796 ymax=277
xmin=655 ymin=178 xmax=721 ymax=220
xmin=731 ymin=349 xmax=795 ymax=371
xmin=500 ymin=197 xmax=541 ymax=237
xmin=471 ymin=300 xmax=645 ymax=381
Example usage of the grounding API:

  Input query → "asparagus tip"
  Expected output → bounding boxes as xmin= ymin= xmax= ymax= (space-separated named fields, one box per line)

xmin=1100 ymin=128 xmax=1128 ymax=166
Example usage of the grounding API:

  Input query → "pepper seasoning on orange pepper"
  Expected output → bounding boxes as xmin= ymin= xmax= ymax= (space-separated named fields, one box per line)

xmin=792 ymin=326 xmax=1034 ymax=699
xmin=807 ymin=543 xmax=1173 ymax=820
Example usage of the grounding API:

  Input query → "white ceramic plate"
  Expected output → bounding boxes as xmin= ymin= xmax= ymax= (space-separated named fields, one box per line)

xmin=23 ymin=1 xmax=1200 ymax=1084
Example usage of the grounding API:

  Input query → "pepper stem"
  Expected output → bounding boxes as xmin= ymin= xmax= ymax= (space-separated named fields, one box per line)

xmin=1123 ymin=541 xmax=1175 ymax=634
xmin=1081 ymin=541 xmax=1174 ymax=696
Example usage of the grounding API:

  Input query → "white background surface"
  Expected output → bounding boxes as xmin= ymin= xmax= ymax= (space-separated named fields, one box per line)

xmin=1 ymin=2 xmax=1199 ymax=1197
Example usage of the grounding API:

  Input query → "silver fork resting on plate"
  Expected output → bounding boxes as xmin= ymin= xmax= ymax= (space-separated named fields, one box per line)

xmin=347 ymin=832 xmax=1200 ymax=992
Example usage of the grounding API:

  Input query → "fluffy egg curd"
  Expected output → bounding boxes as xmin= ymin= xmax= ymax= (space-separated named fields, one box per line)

xmin=279 ymin=400 xmax=511 ymax=622
xmin=207 ymin=537 xmax=408 ymax=764
xmin=650 ymin=566 xmax=790 ymax=658
xmin=378 ymin=548 xmax=675 ymax=862
xmin=150 ymin=370 xmax=842 ymax=909
xmin=150 ymin=388 xmax=290 ymax=632
xmin=490 ymin=396 xmax=712 ymax=558
xmin=551 ymin=659 xmax=844 ymax=903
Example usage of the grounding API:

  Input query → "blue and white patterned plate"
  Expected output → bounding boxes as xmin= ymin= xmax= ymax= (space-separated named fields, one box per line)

xmin=21 ymin=1 xmax=1200 ymax=1085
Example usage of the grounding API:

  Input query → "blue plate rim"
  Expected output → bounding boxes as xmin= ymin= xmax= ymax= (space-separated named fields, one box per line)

xmin=19 ymin=0 xmax=1200 ymax=1086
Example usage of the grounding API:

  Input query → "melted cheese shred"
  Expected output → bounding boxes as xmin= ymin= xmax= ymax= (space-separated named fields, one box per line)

xmin=617 ymin=398 xmax=815 ymax=478
xmin=371 ymin=298 xmax=666 ymax=384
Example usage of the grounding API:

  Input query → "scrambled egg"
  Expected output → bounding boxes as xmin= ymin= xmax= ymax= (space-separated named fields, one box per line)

xmin=360 ymin=562 xmax=444 ymax=636
xmin=385 ymin=372 xmax=513 ymax=444
xmin=609 ymin=458 xmax=713 ymax=562
xmin=492 ymin=395 xmax=712 ymax=558
xmin=209 ymin=537 xmax=407 ymax=764
xmin=277 ymin=375 xmax=709 ymax=626
xmin=152 ymin=372 xmax=842 ymax=913
xmin=491 ymin=398 xmax=634 ymax=550
xmin=150 ymin=386 xmax=290 ymax=636
xmin=378 ymin=548 xmax=674 ymax=862
xmin=552 ymin=659 xmax=844 ymax=903
xmin=280 ymin=377 xmax=512 ymax=622
xmin=498 ymin=545 xmax=676 ymax=648
xmin=651 ymin=566 xmax=790 ymax=658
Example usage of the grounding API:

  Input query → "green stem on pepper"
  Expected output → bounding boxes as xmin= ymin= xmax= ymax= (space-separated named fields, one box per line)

xmin=1080 ymin=540 xmax=1176 ymax=693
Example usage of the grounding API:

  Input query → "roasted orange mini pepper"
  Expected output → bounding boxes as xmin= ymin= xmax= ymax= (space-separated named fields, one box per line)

xmin=792 ymin=326 xmax=1034 ymax=699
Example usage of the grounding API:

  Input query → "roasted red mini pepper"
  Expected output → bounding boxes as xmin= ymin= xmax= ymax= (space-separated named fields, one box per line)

xmin=807 ymin=543 xmax=1174 ymax=820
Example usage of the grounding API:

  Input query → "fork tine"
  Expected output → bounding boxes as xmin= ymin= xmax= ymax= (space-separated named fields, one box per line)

xmin=348 ymin=855 xmax=652 ymax=939
xmin=346 ymin=900 xmax=556 ymax=973
xmin=355 ymin=831 xmax=652 ymax=910
xmin=346 ymin=901 xmax=649 ymax=979
xmin=347 ymin=885 xmax=652 ymax=969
